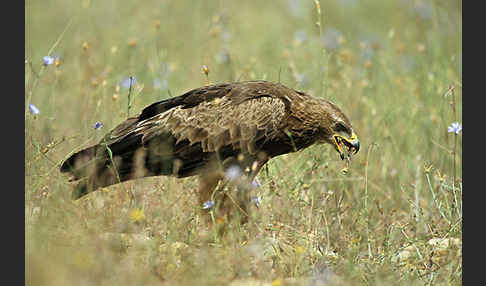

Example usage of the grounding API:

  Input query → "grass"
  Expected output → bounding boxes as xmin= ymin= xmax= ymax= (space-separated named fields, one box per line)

xmin=25 ymin=0 xmax=462 ymax=285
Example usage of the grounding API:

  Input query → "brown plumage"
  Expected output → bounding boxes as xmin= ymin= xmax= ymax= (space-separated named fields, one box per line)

xmin=60 ymin=80 xmax=359 ymax=215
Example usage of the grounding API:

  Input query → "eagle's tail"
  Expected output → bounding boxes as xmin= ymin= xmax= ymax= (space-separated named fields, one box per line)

xmin=60 ymin=134 xmax=182 ymax=200
xmin=60 ymin=135 xmax=147 ymax=199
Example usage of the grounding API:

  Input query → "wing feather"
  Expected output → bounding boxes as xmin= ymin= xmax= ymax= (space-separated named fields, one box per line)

xmin=87 ymin=81 xmax=291 ymax=165
xmin=141 ymin=93 xmax=288 ymax=154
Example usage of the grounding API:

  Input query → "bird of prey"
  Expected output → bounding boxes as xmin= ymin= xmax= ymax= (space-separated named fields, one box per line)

xmin=60 ymin=80 xmax=359 ymax=217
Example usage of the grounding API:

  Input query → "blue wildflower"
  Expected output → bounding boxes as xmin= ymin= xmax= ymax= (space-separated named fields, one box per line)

xmin=153 ymin=78 xmax=169 ymax=90
xmin=121 ymin=76 xmax=136 ymax=89
xmin=225 ymin=165 xmax=243 ymax=181
xmin=252 ymin=178 xmax=261 ymax=188
xmin=337 ymin=0 xmax=358 ymax=7
xmin=159 ymin=62 xmax=170 ymax=77
xmin=448 ymin=122 xmax=462 ymax=134
xmin=202 ymin=200 xmax=215 ymax=210
xmin=360 ymin=45 xmax=375 ymax=62
xmin=94 ymin=122 xmax=103 ymax=130
xmin=287 ymin=0 xmax=305 ymax=18
xmin=294 ymin=30 xmax=308 ymax=44
xmin=358 ymin=36 xmax=380 ymax=62
xmin=400 ymin=55 xmax=416 ymax=73
xmin=414 ymin=2 xmax=433 ymax=20
xmin=43 ymin=56 xmax=55 ymax=66
xmin=215 ymin=50 xmax=230 ymax=64
xmin=28 ymin=103 xmax=40 ymax=115
xmin=294 ymin=73 xmax=306 ymax=84
xmin=250 ymin=196 xmax=262 ymax=208
xmin=322 ymin=28 xmax=342 ymax=51
xmin=221 ymin=31 xmax=232 ymax=42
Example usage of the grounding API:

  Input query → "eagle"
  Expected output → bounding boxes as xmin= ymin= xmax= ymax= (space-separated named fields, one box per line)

xmin=60 ymin=80 xmax=359 ymax=217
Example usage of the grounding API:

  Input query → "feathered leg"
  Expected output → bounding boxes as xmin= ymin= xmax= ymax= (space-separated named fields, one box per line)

xmin=218 ymin=153 xmax=269 ymax=224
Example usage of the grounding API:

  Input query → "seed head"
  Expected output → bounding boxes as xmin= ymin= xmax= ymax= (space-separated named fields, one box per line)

xmin=128 ymin=39 xmax=137 ymax=47
xmin=202 ymin=65 xmax=209 ymax=76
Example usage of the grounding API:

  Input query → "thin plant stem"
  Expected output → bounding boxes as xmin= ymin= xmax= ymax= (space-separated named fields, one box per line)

xmin=102 ymin=137 xmax=135 ymax=207
xmin=425 ymin=173 xmax=450 ymax=224
xmin=414 ymin=156 xmax=421 ymax=232
xmin=451 ymin=85 xmax=457 ymax=187
xmin=127 ymin=76 xmax=135 ymax=118
xmin=313 ymin=0 xmax=328 ymax=98
xmin=364 ymin=143 xmax=376 ymax=258
xmin=450 ymin=84 xmax=459 ymax=216
xmin=26 ymin=18 xmax=74 ymax=119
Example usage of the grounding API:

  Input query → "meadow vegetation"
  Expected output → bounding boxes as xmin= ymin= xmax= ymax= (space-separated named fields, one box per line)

xmin=26 ymin=0 xmax=461 ymax=285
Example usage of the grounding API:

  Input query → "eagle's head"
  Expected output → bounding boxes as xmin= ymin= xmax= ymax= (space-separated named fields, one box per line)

xmin=329 ymin=120 xmax=360 ymax=160
xmin=313 ymin=98 xmax=360 ymax=160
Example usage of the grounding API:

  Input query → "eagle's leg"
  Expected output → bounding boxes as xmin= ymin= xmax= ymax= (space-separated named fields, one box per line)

xmin=236 ymin=155 xmax=268 ymax=222
xmin=218 ymin=153 xmax=269 ymax=224
xmin=248 ymin=152 xmax=269 ymax=181
xmin=197 ymin=153 xmax=269 ymax=226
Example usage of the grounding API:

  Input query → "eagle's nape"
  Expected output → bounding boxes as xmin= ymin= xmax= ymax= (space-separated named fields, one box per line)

xmin=60 ymin=80 xmax=359 ymax=218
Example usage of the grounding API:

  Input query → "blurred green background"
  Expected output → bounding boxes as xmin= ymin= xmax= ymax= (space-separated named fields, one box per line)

xmin=26 ymin=0 xmax=461 ymax=285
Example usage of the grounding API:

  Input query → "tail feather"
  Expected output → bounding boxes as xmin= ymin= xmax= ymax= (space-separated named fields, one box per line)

xmin=61 ymin=129 xmax=224 ymax=200
xmin=60 ymin=144 xmax=101 ymax=174
xmin=60 ymin=135 xmax=180 ymax=199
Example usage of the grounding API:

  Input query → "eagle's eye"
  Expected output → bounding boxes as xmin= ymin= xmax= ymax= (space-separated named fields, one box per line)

xmin=333 ymin=122 xmax=350 ymax=134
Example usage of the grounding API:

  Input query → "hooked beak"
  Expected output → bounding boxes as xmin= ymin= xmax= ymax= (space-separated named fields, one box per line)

xmin=333 ymin=132 xmax=360 ymax=160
